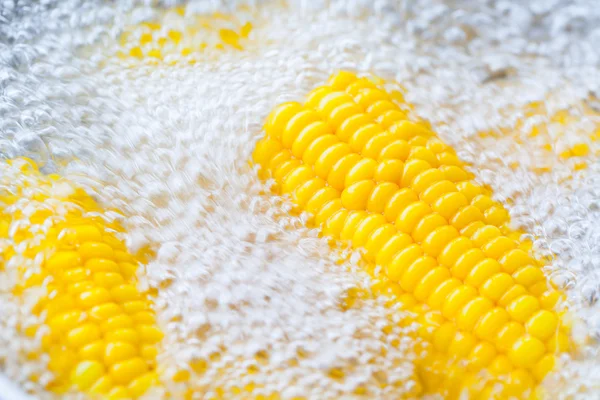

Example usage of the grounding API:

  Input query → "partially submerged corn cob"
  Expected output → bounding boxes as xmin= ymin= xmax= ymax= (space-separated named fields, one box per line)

xmin=253 ymin=71 xmax=571 ymax=399
xmin=1 ymin=158 xmax=162 ymax=399
xmin=114 ymin=6 xmax=253 ymax=64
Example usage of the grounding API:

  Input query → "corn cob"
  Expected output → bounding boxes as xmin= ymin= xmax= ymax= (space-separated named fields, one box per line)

xmin=1 ymin=158 xmax=162 ymax=399
xmin=253 ymin=71 xmax=571 ymax=399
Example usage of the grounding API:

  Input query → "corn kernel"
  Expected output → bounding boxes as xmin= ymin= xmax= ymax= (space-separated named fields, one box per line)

xmin=71 ymin=361 xmax=105 ymax=390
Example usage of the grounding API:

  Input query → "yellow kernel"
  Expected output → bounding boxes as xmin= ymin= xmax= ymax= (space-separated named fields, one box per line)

xmin=349 ymin=124 xmax=384 ymax=153
xmin=79 ymin=242 xmax=115 ymax=261
xmin=414 ymin=267 xmax=450 ymax=302
xmin=375 ymin=232 xmax=413 ymax=266
xmin=111 ymin=284 xmax=141 ymax=302
xmin=273 ymin=159 xmax=302 ymax=184
xmin=305 ymin=87 xmax=333 ymax=110
xmin=374 ymin=159 xmax=404 ymax=183
xmin=440 ymin=165 xmax=470 ymax=182
xmin=105 ymin=341 xmax=138 ymax=365
xmin=489 ymin=354 xmax=513 ymax=375
xmin=345 ymin=158 xmax=378 ymax=187
xmin=105 ymin=328 xmax=139 ymax=344
xmin=448 ymin=331 xmax=476 ymax=359
xmin=132 ymin=311 xmax=156 ymax=324
xmin=457 ymin=297 xmax=493 ymax=331
xmin=513 ymin=265 xmax=545 ymax=288
xmin=315 ymin=143 xmax=352 ymax=179
xmin=465 ymin=259 xmax=501 ymax=288
xmin=78 ymin=287 xmax=112 ymax=308
xmin=500 ymin=249 xmax=534 ymax=274
xmin=109 ymin=357 xmax=148 ymax=385
xmin=79 ymin=340 xmax=105 ymax=361
xmin=526 ymin=310 xmax=558 ymax=341
xmin=353 ymin=214 xmax=388 ymax=250
xmin=471 ymin=225 xmax=502 ymax=248
xmin=46 ymin=251 xmax=81 ymax=272
xmin=420 ymin=180 xmax=457 ymax=206
xmin=451 ymin=248 xmax=485 ymax=280
xmin=442 ymin=285 xmax=477 ymax=319
xmin=509 ymin=335 xmax=546 ymax=368
xmin=480 ymin=273 xmax=514 ymax=302
xmin=140 ymin=344 xmax=158 ymax=361
xmin=294 ymin=178 xmax=327 ymax=208
xmin=101 ymin=314 xmax=134 ymax=333
xmin=66 ymin=225 xmax=103 ymax=244
xmin=282 ymin=109 xmax=321 ymax=148
xmin=367 ymin=182 xmax=400 ymax=214
xmin=433 ymin=191 xmax=468 ymax=220
xmin=138 ymin=325 xmax=164 ymax=344
xmin=93 ymin=272 xmax=125 ymax=288
xmin=507 ymin=295 xmax=540 ymax=323
xmin=323 ymin=209 xmax=349 ymax=238
xmin=396 ymin=201 xmax=432 ymax=234
xmin=412 ymin=213 xmax=447 ymax=244
xmin=467 ymin=342 xmax=496 ymax=371
xmin=327 ymin=153 xmax=362 ymax=191
xmin=498 ymin=284 xmax=528 ymax=308
xmin=67 ymin=323 xmax=101 ymax=349
xmin=461 ymin=221 xmax=485 ymax=237
xmin=456 ymin=181 xmax=484 ymax=201
xmin=483 ymin=236 xmax=516 ymax=259
xmin=540 ymin=290 xmax=563 ymax=310
xmin=387 ymin=244 xmax=422 ymax=282
xmin=571 ymin=143 xmax=590 ymax=157
xmin=346 ymin=78 xmax=376 ymax=96
xmin=303 ymin=134 xmax=340 ymax=166
xmin=89 ymin=303 xmax=123 ymax=321
xmin=390 ymin=120 xmax=432 ymax=141
xmin=422 ymin=225 xmax=459 ymax=258
xmin=282 ymin=165 xmax=314 ymax=195
xmin=265 ymin=103 xmax=302 ymax=140
xmin=378 ymin=109 xmax=407 ymax=128
xmin=305 ymin=187 xmax=340 ymax=216
xmin=400 ymin=256 xmax=437 ymax=292
xmin=484 ymin=205 xmax=509 ymax=226
xmin=401 ymin=159 xmax=432 ymax=187
xmin=409 ymin=146 xmax=439 ymax=168
xmin=533 ymin=354 xmax=556 ymax=381
xmin=128 ymin=372 xmax=157 ymax=397
xmin=48 ymin=310 xmax=84 ymax=333
xmin=314 ymin=199 xmax=343 ymax=227
xmin=71 ymin=360 xmax=105 ymax=390
xmin=427 ymin=278 xmax=461 ymax=309
xmin=89 ymin=375 xmax=114 ymax=395
xmin=338 ymin=113 xmax=372 ymax=142
xmin=317 ymin=92 xmax=354 ymax=117
xmin=108 ymin=386 xmax=132 ymax=399
xmin=354 ymin=88 xmax=389 ymax=109
xmin=129 ymin=47 xmax=143 ymax=58
xmin=362 ymin=132 xmax=396 ymax=160
xmin=438 ymin=236 xmax=473 ymax=267
xmin=384 ymin=188 xmax=418 ymax=222
xmin=341 ymin=180 xmax=376 ymax=211
xmin=378 ymin=139 xmax=410 ymax=161
xmin=328 ymin=71 xmax=358 ymax=90
xmin=471 ymin=194 xmax=495 ymax=212
xmin=496 ymin=322 xmax=525 ymax=352
xmin=292 ymin=121 xmax=331 ymax=159
xmin=433 ymin=322 xmax=456 ymax=352
xmin=328 ymin=103 xmax=363 ymax=132
xmin=364 ymin=224 xmax=396 ymax=262
xmin=67 ymin=281 xmax=96 ymax=295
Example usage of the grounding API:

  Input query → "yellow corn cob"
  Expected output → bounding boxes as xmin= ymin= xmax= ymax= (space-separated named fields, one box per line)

xmin=1 ymin=158 xmax=161 ymax=399
xmin=253 ymin=71 xmax=571 ymax=399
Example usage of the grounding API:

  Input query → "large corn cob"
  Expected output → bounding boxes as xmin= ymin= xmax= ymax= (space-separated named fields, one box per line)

xmin=253 ymin=72 xmax=570 ymax=399
xmin=0 ymin=158 xmax=162 ymax=399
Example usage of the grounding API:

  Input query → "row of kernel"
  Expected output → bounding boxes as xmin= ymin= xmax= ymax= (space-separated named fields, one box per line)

xmin=253 ymin=72 xmax=568 ymax=398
